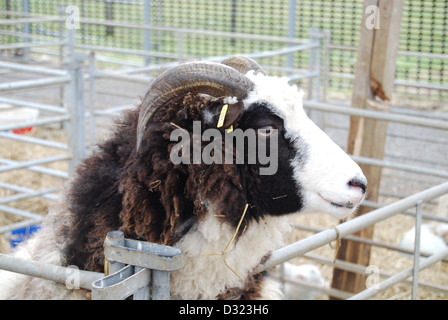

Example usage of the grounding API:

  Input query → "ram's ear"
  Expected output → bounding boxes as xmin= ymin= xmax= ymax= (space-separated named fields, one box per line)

xmin=201 ymin=99 xmax=244 ymax=129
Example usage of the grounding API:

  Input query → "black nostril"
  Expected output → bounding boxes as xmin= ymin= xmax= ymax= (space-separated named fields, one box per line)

xmin=349 ymin=175 xmax=367 ymax=194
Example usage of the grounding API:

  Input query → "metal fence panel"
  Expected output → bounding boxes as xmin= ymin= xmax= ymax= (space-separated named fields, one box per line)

xmin=1 ymin=0 xmax=446 ymax=102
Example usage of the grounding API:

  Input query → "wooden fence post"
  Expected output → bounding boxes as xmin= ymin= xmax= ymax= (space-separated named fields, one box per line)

xmin=330 ymin=0 xmax=404 ymax=298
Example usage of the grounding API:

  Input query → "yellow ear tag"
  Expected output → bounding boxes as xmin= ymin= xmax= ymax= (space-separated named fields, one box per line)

xmin=227 ymin=125 xmax=233 ymax=133
xmin=217 ymin=104 xmax=228 ymax=128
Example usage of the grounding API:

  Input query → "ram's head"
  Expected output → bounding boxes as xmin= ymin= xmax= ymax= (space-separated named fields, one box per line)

xmin=135 ymin=56 xmax=366 ymax=232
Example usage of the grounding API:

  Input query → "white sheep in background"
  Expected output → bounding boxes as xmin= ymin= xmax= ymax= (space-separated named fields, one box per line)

xmin=400 ymin=223 xmax=448 ymax=257
xmin=281 ymin=262 xmax=327 ymax=300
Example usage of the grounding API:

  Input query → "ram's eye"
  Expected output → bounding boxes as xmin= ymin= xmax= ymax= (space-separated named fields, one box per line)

xmin=257 ymin=126 xmax=276 ymax=137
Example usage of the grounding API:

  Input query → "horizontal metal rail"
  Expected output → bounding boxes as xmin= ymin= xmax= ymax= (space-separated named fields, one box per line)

xmin=351 ymin=155 xmax=448 ymax=179
xmin=294 ymin=223 xmax=448 ymax=262
xmin=0 ymin=182 xmax=59 ymax=201
xmin=0 ymin=205 xmax=45 ymax=221
xmin=302 ymin=253 xmax=448 ymax=296
xmin=114 ymin=44 xmax=317 ymax=75
xmin=328 ymin=71 xmax=448 ymax=91
xmin=303 ymin=101 xmax=448 ymax=130
xmin=79 ymin=18 xmax=311 ymax=46
xmin=0 ymin=96 xmax=67 ymax=114
xmin=0 ymin=155 xmax=70 ymax=174
xmin=0 ymin=132 xmax=68 ymax=151
xmin=0 ymin=186 xmax=61 ymax=205
xmin=0 ymin=254 xmax=103 ymax=291
xmin=0 ymin=61 xmax=67 ymax=77
xmin=256 ymin=181 xmax=448 ymax=273
xmin=0 ymin=115 xmax=70 ymax=132
xmin=0 ymin=158 xmax=68 ymax=179
xmin=0 ymin=17 xmax=64 ymax=25
xmin=0 ymin=218 xmax=42 ymax=235
xmin=349 ymin=248 xmax=448 ymax=300
xmin=0 ymin=76 xmax=70 ymax=93
xmin=0 ymin=41 xmax=66 ymax=51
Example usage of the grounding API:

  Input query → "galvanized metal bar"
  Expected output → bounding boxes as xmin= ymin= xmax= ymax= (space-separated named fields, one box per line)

xmin=0 ymin=205 xmax=43 ymax=220
xmin=0 ymin=115 xmax=70 ymax=132
xmin=0 ymin=158 xmax=68 ymax=179
xmin=286 ymin=0 xmax=296 ymax=71
xmin=99 ymin=231 xmax=183 ymax=299
xmin=0 ymin=155 xmax=70 ymax=173
xmin=66 ymin=53 xmax=86 ymax=177
xmin=133 ymin=267 xmax=151 ymax=300
xmin=248 ymin=43 xmax=319 ymax=59
xmin=411 ymin=201 xmax=423 ymax=300
xmin=80 ymin=42 xmax=318 ymax=75
xmin=0 ymin=17 xmax=64 ymax=25
xmin=0 ymin=218 xmax=42 ymax=234
xmin=0 ymin=186 xmax=61 ymax=205
xmin=0 ymin=76 xmax=70 ymax=93
xmin=256 ymin=181 xmax=448 ymax=273
xmin=78 ymin=17 xmax=311 ymax=45
xmin=0 ymin=182 xmax=59 ymax=201
xmin=0 ymin=29 xmax=57 ymax=41
xmin=0 ymin=253 xmax=103 ymax=291
xmin=88 ymin=52 xmax=97 ymax=148
xmin=143 ymin=0 xmax=151 ymax=65
xmin=92 ymin=265 xmax=151 ymax=300
xmin=303 ymin=253 xmax=448 ymax=296
xmin=76 ymin=44 xmax=183 ymax=60
xmin=329 ymin=43 xmax=448 ymax=61
xmin=394 ymin=79 xmax=448 ymax=92
xmin=0 ymin=132 xmax=68 ymax=150
xmin=0 ymin=96 xmax=67 ymax=114
xmin=151 ymin=269 xmax=170 ymax=300
xmin=293 ymin=222 xmax=448 ymax=262
xmin=348 ymin=248 xmax=448 ymax=300
xmin=0 ymin=58 xmax=66 ymax=76
xmin=351 ymin=155 xmax=448 ymax=179
xmin=0 ymin=41 xmax=66 ymax=51
xmin=115 ymin=43 xmax=318 ymax=76
xmin=328 ymin=71 xmax=448 ymax=91
xmin=104 ymin=231 xmax=125 ymax=275
xmin=105 ymin=238 xmax=183 ymax=271
xmin=303 ymin=100 xmax=448 ymax=130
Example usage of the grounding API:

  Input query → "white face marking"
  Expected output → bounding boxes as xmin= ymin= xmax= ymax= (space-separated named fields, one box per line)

xmin=243 ymin=72 xmax=366 ymax=219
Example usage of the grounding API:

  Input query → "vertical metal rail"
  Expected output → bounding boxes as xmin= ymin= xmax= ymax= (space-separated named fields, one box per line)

xmin=411 ymin=200 xmax=423 ymax=300
xmin=286 ymin=0 xmax=296 ymax=73
xmin=88 ymin=51 xmax=97 ymax=149
xmin=66 ymin=28 xmax=86 ymax=176
xmin=143 ymin=0 xmax=152 ymax=66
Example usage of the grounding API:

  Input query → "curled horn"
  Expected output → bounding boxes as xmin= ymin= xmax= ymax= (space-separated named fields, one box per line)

xmin=221 ymin=56 xmax=266 ymax=76
xmin=136 ymin=61 xmax=254 ymax=153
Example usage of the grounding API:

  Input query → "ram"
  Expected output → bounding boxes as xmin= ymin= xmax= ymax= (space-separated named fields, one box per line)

xmin=0 ymin=56 xmax=367 ymax=299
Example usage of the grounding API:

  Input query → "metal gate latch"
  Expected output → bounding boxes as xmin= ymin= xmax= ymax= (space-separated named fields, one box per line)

xmin=92 ymin=230 xmax=183 ymax=300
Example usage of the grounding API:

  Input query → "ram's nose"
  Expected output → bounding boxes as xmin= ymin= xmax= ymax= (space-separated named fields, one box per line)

xmin=348 ymin=174 xmax=367 ymax=194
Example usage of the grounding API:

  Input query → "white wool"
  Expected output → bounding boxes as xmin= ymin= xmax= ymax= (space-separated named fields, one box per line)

xmin=223 ymin=96 xmax=238 ymax=105
xmin=202 ymin=109 xmax=216 ymax=125
xmin=171 ymin=208 xmax=292 ymax=299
